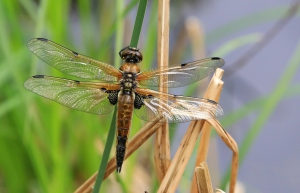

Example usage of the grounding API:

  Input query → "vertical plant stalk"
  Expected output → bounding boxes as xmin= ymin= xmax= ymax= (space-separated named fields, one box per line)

xmin=92 ymin=109 xmax=117 ymax=193
xmin=114 ymin=0 xmax=124 ymax=67
xmin=190 ymin=70 xmax=223 ymax=193
xmin=130 ymin=0 xmax=147 ymax=47
xmin=155 ymin=0 xmax=171 ymax=182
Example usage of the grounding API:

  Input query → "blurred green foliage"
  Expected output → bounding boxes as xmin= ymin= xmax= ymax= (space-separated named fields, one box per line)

xmin=0 ymin=0 xmax=300 ymax=193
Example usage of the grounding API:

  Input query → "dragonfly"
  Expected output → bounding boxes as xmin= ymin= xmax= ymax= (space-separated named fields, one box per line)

xmin=24 ymin=38 xmax=224 ymax=172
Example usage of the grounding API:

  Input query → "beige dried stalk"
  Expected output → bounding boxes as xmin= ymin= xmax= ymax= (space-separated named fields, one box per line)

xmin=155 ymin=0 xmax=171 ymax=183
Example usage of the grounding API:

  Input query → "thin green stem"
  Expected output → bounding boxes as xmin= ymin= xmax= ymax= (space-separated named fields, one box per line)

xmin=92 ymin=109 xmax=117 ymax=193
xmin=130 ymin=0 xmax=148 ymax=48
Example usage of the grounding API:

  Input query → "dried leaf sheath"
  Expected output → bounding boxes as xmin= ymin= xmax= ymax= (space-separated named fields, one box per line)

xmin=195 ymin=163 xmax=214 ymax=193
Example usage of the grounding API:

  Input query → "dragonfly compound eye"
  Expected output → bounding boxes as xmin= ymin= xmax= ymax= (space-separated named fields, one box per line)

xmin=120 ymin=47 xmax=143 ymax=63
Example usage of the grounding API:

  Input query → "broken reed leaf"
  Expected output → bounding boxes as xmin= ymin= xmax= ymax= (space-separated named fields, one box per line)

xmin=195 ymin=163 xmax=214 ymax=193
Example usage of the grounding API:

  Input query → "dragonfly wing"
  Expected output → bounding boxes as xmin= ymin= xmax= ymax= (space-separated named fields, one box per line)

xmin=27 ymin=38 xmax=122 ymax=81
xmin=134 ymin=88 xmax=223 ymax=123
xmin=24 ymin=75 xmax=120 ymax=114
xmin=136 ymin=57 xmax=224 ymax=87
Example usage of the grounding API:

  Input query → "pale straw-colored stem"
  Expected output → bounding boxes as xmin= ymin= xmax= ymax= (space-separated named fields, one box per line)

xmin=155 ymin=0 xmax=171 ymax=182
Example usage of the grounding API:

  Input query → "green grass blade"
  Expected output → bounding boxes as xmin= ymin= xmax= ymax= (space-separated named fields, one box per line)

xmin=219 ymin=83 xmax=300 ymax=131
xmin=130 ymin=0 xmax=148 ymax=48
xmin=92 ymin=109 xmax=117 ymax=193
xmin=114 ymin=0 xmax=125 ymax=67
xmin=212 ymin=33 xmax=262 ymax=57
xmin=206 ymin=5 xmax=298 ymax=45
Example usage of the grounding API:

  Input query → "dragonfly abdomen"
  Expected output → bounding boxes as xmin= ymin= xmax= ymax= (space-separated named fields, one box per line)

xmin=116 ymin=92 xmax=135 ymax=172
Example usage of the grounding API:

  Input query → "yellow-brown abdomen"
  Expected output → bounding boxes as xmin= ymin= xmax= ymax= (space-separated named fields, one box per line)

xmin=116 ymin=92 xmax=135 ymax=172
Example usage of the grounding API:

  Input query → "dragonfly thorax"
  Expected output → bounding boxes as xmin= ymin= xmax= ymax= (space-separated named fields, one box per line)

xmin=120 ymin=73 xmax=137 ymax=95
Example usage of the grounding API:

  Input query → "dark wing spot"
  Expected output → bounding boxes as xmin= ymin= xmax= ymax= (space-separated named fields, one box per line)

xmin=72 ymin=51 xmax=79 ymax=56
xmin=74 ymin=80 xmax=80 ymax=84
xmin=107 ymin=90 xmax=119 ymax=105
xmin=32 ymin=75 xmax=45 ymax=78
xmin=37 ymin=38 xmax=48 ymax=42
xmin=181 ymin=62 xmax=188 ymax=67
xmin=134 ymin=93 xmax=144 ymax=109
xmin=211 ymin=57 xmax=220 ymax=60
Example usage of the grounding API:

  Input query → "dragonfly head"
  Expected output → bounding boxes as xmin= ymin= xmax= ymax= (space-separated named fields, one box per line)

xmin=119 ymin=46 xmax=143 ymax=64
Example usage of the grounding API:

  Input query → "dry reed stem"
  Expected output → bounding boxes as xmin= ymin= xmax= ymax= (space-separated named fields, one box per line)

xmin=74 ymin=118 xmax=163 ymax=193
xmin=155 ymin=0 xmax=171 ymax=182
xmin=191 ymin=69 xmax=224 ymax=193
xmin=195 ymin=162 xmax=214 ymax=193
xmin=157 ymin=69 xmax=223 ymax=193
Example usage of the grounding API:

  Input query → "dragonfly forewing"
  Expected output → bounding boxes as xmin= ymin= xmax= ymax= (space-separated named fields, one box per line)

xmin=136 ymin=57 xmax=224 ymax=88
xmin=27 ymin=38 xmax=122 ymax=81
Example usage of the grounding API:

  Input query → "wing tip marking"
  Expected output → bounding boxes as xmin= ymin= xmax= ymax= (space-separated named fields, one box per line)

xmin=211 ymin=57 xmax=221 ymax=60
xmin=181 ymin=62 xmax=187 ymax=67
xmin=36 ymin=38 xmax=48 ymax=42
xmin=72 ymin=51 xmax=79 ymax=56
xmin=32 ymin=75 xmax=45 ymax=78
